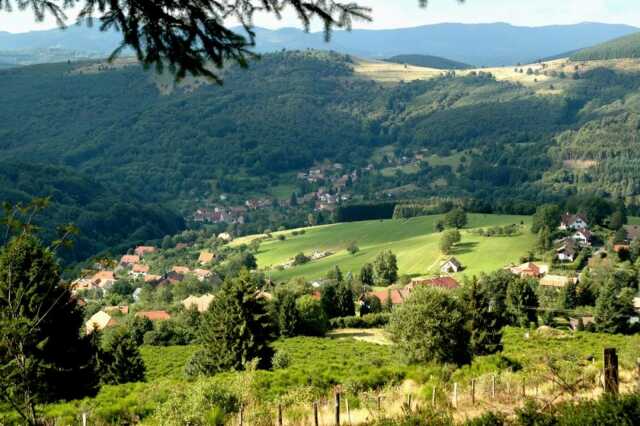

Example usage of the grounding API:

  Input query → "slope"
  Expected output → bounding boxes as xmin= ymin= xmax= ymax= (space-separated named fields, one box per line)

xmin=384 ymin=54 xmax=472 ymax=69
xmin=571 ymin=31 xmax=640 ymax=61
xmin=235 ymin=214 xmax=534 ymax=281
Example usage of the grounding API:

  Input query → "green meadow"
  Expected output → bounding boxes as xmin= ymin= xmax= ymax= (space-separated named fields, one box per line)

xmin=238 ymin=214 xmax=535 ymax=282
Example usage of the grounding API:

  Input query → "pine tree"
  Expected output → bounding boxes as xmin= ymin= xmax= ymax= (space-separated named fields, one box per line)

xmin=99 ymin=328 xmax=146 ymax=385
xmin=335 ymin=282 xmax=355 ymax=317
xmin=506 ymin=278 xmax=539 ymax=327
xmin=536 ymin=226 xmax=552 ymax=253
xmin=360 ymin=263 xmax=375 ymax=288
xmin=0 ymin=235 xmax=99 ymax=423
xmin=277 ymin=292 xmax=300 ymax=337
xmin=192 ymin=272 xmax=275 ymax=374
xmin=464 ymin=278 xmax=503 ymax=356
xmin=561 ymin=279 xmax=579 ymax=310
xmin=320 ymin=283 xmax=340 ymax=319
xmin=594 ymin=280 xmax=634 ymax=334
xmin=374 ymin=250 xmax=398 ymax=286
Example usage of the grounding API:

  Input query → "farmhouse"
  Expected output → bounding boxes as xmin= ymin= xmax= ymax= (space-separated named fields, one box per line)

xmin=144 ymin=274 xmax=162 ymax=284
xmin=408 ymin=276 xmax=460 ymax=290
xmin=440 ymin=257 xmax=462 ymax=274
xmin=104 ymin=305 xmax=129 ymax=315
xmin=508 ymin=262 xmax=548 ymax=278
xmin=172 ymin=266 xmax=191 ymax=274
xmin=571 ymin=229 xmax=592 ymax=246
xmin=130 ymin=264 xmax=149 ymax=278
xmin=556 ymin=240 xmax=578 ymax=262
xmin=134 ymin=246 xmax=157 ymax=257
xmin=218 ymin=232 xmax=233 ymax=242
xmin=182 ymin=294 xmax=215 ymax=313
xmin=120 ymin=254 xmax=140 ymax=266
xmin=91 ymin=270 xmax=116 ymax=289
xmin=370 ymin=288 xmax=410 ymax=305
xmin=539 ymin=274 xmax=578 ymax=288
xmin=559 ymin=213 xmax=588 ymax=231
xmin=198 ymin=250 xmax=215 ymax=265
xmin=85 ymin=311 xmax=117 ymax=334
xmin=192 ymin=268 xmax=213 ymax=281
xmin=136 ymin=310 xmax=171 ymax=321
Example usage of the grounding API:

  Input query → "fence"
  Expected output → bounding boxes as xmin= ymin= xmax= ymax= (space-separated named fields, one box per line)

xmin=234 ymin=348 xmax=639 ymax=426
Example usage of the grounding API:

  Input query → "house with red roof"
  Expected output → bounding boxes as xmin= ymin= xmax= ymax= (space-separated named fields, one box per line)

xmin=134 ymin=246 xmax=157 ymax=257
xmin=408 ymin=276 xmax=460 ymax=291
xmin=136 ymin=310 xmax=171 ymax=321
xmin=120 ymin=254 xmax=140 ymax=266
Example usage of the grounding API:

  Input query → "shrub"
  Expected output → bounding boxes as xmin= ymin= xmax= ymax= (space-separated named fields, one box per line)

xmin=296 ymin=295 xmax=329 ymax=336
xmin=329 ymin=313 xmax=391 ymax=329
xmin=272 ymin=350 xmax=292 ymax=370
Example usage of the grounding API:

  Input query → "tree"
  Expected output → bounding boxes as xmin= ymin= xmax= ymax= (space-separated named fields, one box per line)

xmin=463 ymin=278 xmax=503 ymax=356
xmin=444 ymin=208 xmax=467 ymax=229
xmin=293 ymin=252 xmax=310 ymax=266
xmin=506 ymin=278 xmax=538 ymax=327
xmin=561 ymin=279 xmax=579 ymax=310
xmin=191 ymin=272 xmax=275 ymax=374
xmin=480 ymin=270 xmax=515 ymax=327
xmin=531 ymin=204 xmax=561 ymax=234
xmin=335 ymin=282 xmax=355 ymax=317
xmin=388 ymin=287 xmax=470 ymax=365
xmin=360 ymin=263 xmax=375 ymax=287
xmin=326 ymin=265 xmax=343 ymax=282
xmin=439 ymin=229 xmax=461 ymax=254
xmin=359 ymin=295 xmax=382 ymax=315
xmin=277 ymin=292 xmax=299 ymax=337
xmin=99 ymin=328 xmax=146 ymax=385
xmin=594 ymin=280 xmax=634 ymax=334
xmin=614 ymin=227 xmax=627 ymax=243
xmin=296 ymin=295 xmax=329 ymax=336
xmin=536 ymin=226 xmax=553 ymax=253
xmin=126 ymin=315 xmax=154 ymax=346
xmin=0 ymin=234 xmax=100 ymax=424
xmin=320 ymin=283 xmax=340 ymax=319
xmin=347 ymin=241 xmax=359 ymax=255
xmin=289 ymin=192 xmax=298 ymax=207
xmin=374 ymin=250 xmax=398 ymax=286
xmin=608 ymin=209 xmax=627 ymax=230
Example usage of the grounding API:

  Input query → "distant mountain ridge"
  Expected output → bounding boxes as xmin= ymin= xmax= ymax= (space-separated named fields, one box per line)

xmin=0 ymin=22 xmax=638 ymax=67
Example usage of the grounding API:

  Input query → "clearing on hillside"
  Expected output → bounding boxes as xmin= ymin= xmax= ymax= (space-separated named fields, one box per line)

xmin=241 ymin=214 xmax=534 ymax=282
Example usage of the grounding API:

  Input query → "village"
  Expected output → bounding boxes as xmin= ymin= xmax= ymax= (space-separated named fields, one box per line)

xmin=75 ymin=209 xmax=640 ymax=337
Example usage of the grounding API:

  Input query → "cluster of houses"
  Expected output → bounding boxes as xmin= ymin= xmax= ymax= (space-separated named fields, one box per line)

xmin=555 ymin=213 xmax=592 ymax=262
xmin=193 ymin=206 xmax=247 ymax=224
xmin=85 ymin=307 xmax=172 ymax=334
xmin=72 ymin=246 xmax=220 ymax=296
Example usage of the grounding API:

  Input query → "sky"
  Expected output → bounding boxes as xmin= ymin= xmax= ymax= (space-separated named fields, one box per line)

xmin=1 ymin=0 xmax=640 ymax=33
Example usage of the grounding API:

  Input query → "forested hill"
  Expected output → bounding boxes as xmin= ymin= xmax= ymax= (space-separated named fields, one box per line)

xmin=385 ymin=54 xmax=471 ymax=69
xmin=4 ymin=51 xmax=640 ymax=261
xmin=0 ymin=162 xmax=184 ymax=264
xmin=571 ymin=32 xmax=640 ymax=61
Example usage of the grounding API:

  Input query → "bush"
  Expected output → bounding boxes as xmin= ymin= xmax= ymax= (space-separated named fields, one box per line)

xmin=296 ymin=295 xmax=329 ymax=336
xmin=272 ymin=350 xmax=292 ymax=370
xmin=329 ymin=313 xmax=391 ymax=329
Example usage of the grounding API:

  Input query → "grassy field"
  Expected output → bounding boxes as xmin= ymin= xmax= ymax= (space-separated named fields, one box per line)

xmin=237 ymin=214 xmax=535 ymax=282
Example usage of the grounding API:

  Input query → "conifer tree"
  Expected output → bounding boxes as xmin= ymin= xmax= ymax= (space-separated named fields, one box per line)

xmin=99 ymin=328 xmax=146 ymax=385
xmin=335 ymin=282 xmax=355 ymax=317
xmin=193 ymin=272 xmax=275 ymax=374
xmin=463 ymin=278 xmax=503 ymax=355
xmin=594 ymin=280 xmax=634 ymax=334
xmin=320 ymin=283 xmax=340 ymax=319
xmin=506 ymin=278 xmax=539 ymax=327
xmin=360 ymin=263 xmax=375 ymax=287
xmin=0 ymin=234 xmax=99 ymax=424
xmin=277 ymin=292 xmax=300 ymax=337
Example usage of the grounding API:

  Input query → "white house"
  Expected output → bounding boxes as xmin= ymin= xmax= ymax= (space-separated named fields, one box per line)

xmin=440 ymin=257 xmax=462 ymax=273
xmin=571 ymin=229 xmax=592 ymax=246
xmin=559 ymin=213 xmax=588 ymax=231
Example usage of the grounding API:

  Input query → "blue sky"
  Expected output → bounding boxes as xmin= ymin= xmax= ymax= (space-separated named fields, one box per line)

xmin=1 ymin=0 xmax=640 ymax=33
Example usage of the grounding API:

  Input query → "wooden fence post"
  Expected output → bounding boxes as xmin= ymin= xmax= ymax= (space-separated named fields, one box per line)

xmin=239 ymin=404 xmax=244 ymax=426
xmin=452 ymin=383 xmax=458 ymax=409
xmin=522 ymin=377 xmax=526 ymax=398
xmin=346 ymin=397 xmax=351 ymax=426
xmin=432 ymin=386 xmax=436 ymax=407
xmin=604 ymin=348 xmax=619 ymax=395
xmin=278 ymin=404 xmax=283 ymax=426
xmin=471 ymin=379 xmax=476 ymax=405
xmin=335 ymin=392 xmax=341 ymax=426
xmin=82 ymin=412 xmax=87 ymax=426
xmin=407 ymin=394 xmax=412 ymax=412
xmin=636 ymin=358 xmax=640 ymax=392
xmin=313 ymin=402 xmax=319 ymax=426
xmin=377 ymin=395 xmax=382 ymax=412
xmin=491 ymin=375 xmax=496 ymax=400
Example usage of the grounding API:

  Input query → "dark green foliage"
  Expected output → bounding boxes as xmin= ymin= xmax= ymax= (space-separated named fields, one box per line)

xmin=561 ymin=279 xmax=579 ymax=310
xmin=329 ymin=313 xmax=390 ymax=329
xmin=571 ymin=32 xmax=640 ymax=61
xmin=99 ymin=328 xmax=146 ymax=385
xmin=506 ymin=278 xmax=539 ymax=327
xmin=480 ymin=270 xmax=516 ymax=327
xmin=142 ymin=319 xmax=195 ymax=346
xmin=594 ymin=280 xmax=635 ymax=334
xmin=385 ymin=54 xmax=472 ymax=70
xmin=444 ymin=208 xmax=468 ymax=229
xmin=360 ymin=263 xmax=375 ymax=287
xmin=359 ymin=294 xmax=382 ymax=315
xmin=347 ymin=241 xmax=360 ymax=255
xmin=531 ymin=204 xmax=561 ymax=234
xmin=277 ymin=292 xmax=300 ymax=337
xmin=374 ymin=250 xmax=399 ymax=286
xmin=463 ymin=278 xmax=503 ymax=356
xmin=334 ymin=282 xmax=356 ymax=317
xmin=293 ymin=252 xmax=310 ymax=266
xmin=295 ymin=295 xmax=329 ymax=336
xmin=388 ymin=287 xmax=470 ymax=365
xmin=192 ymin=272 xmax=275 ymax=374
xmin=0 ymin=235 xmax=99 ymax=422
xmin=126 ymin=316 xmax=153 ymax=346
xmin=440 ymin=229 xmax=461 ymax=254
xmin=536 ymin=226 xmax=553 ymax=253
xmin=320 ymin=283 xmax=340 ymax=319
xmin=334 ymin=203 xmax=397 ymax=222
